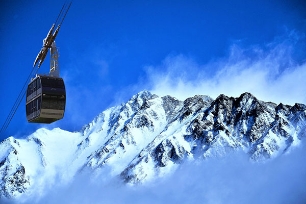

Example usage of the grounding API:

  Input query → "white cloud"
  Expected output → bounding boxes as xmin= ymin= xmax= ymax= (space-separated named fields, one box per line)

xmin=146 ymin=36 xmax=306 ymax=105
xmin=7 ymin=141 xmax=306 ymax=204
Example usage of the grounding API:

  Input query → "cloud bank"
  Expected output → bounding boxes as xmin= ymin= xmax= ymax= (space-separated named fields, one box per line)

xmin=4 ymin=141 xmax=305 ymax=204
xmin=145 ymin=32 xmax=306 ymax=105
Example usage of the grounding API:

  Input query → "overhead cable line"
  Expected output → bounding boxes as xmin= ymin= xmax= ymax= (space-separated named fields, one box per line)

xmin=0 ymin=66 xmax=39 ymax=136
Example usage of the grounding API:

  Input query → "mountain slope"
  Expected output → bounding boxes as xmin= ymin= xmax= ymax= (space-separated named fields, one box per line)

xmin=0 ymin=91 xmax=305 ymax=199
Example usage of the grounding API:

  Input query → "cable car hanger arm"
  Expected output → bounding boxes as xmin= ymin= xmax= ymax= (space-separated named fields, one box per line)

xmin=33 ymin=1 xmax=72 ymax=69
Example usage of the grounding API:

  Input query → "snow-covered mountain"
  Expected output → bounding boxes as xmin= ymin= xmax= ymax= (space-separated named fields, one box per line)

xmin=1 ymin=91 xmax=306 ymax=199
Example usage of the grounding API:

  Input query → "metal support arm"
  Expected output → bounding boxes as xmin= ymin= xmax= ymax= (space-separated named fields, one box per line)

xmin=49 ymin=41 xmax=60 ymax=77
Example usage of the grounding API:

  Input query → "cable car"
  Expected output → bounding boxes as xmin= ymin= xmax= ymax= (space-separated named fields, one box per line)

xmin=25 ymin=2 xmax=71 ymax=124
xmin=26 ymin=75 xmax=66 ymax=123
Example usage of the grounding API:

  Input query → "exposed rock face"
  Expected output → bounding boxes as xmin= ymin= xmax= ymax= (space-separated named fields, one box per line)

xmin=0 ymin=138 xmax=30 ymax=198
xmin=0 ymin=91 xmax=305 ymax=198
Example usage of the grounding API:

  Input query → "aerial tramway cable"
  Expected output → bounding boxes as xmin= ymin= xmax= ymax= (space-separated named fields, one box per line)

xmin=0 ymin=66 xmax=39 ymax=135
xmin=55 ymin=3 xmax=66 ymax=25
xmin=55 ymin=2 xmax=72 ymax=26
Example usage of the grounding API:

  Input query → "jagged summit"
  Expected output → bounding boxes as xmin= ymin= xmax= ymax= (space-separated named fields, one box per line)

xmin=0 ymin=91 xmax=306 ymax=199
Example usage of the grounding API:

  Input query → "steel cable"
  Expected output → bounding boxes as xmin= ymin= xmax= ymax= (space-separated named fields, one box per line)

xmin=0 ymin=66 xmax=39 ymax=136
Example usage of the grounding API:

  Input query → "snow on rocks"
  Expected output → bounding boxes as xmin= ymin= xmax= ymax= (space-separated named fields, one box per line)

xmin=1 ymin=90 xmax=306 ymax=198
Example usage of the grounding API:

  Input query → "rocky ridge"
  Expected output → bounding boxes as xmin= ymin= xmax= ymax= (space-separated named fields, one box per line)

xmin=0 ymin=91 xmax=305 ymax=199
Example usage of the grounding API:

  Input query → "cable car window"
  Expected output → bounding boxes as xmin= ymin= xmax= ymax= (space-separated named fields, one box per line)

xmin=41 ymin=94 xmax=65 ymax=110
xmin=33 ymin=79 xmax=37 ymax=91
xmin=29 ymin=101 xmax=32 ymax=113
xmin=27 ymin=87 xmax=31 ymax=97
xmin=28 ymin=83 xmax=32 ymax=96
xmin=37 ymin=78 xmax=41 ymax=89
xmin=31 ymin=82 xmax=34 ymax=93
xmin=26 ymin=103 xmax=30 ymax=115
xmin=41 ymin=77 xmax=64 ymax=88
xmin=38 ymin=97 xmax=41 ymax=109
xmin=34 ymin=99 xmax=37 ymax=112
xmin=31 ymin=100 xmax=34 ymax=112
xmin=31 ymin=82 xmax=34 ymax=94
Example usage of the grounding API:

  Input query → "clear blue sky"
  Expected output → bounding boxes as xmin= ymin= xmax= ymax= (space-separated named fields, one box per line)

xmin=1 ymin=0 xmax=305 ymax=141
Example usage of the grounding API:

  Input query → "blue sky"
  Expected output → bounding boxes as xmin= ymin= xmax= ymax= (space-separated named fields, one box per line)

xmin=0 ymin=0 xmax=306 ymax=141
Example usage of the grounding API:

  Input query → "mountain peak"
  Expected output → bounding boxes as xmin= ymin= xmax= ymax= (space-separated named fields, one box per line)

xmin=130 ymin=90 xmax=157 ymax=101
xmin=291 ymin=103 xmax=306 ymax=112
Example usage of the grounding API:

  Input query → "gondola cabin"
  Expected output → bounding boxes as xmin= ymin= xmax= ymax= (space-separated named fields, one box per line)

xmin=26 ymin=75 xmax=66 ymax=123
